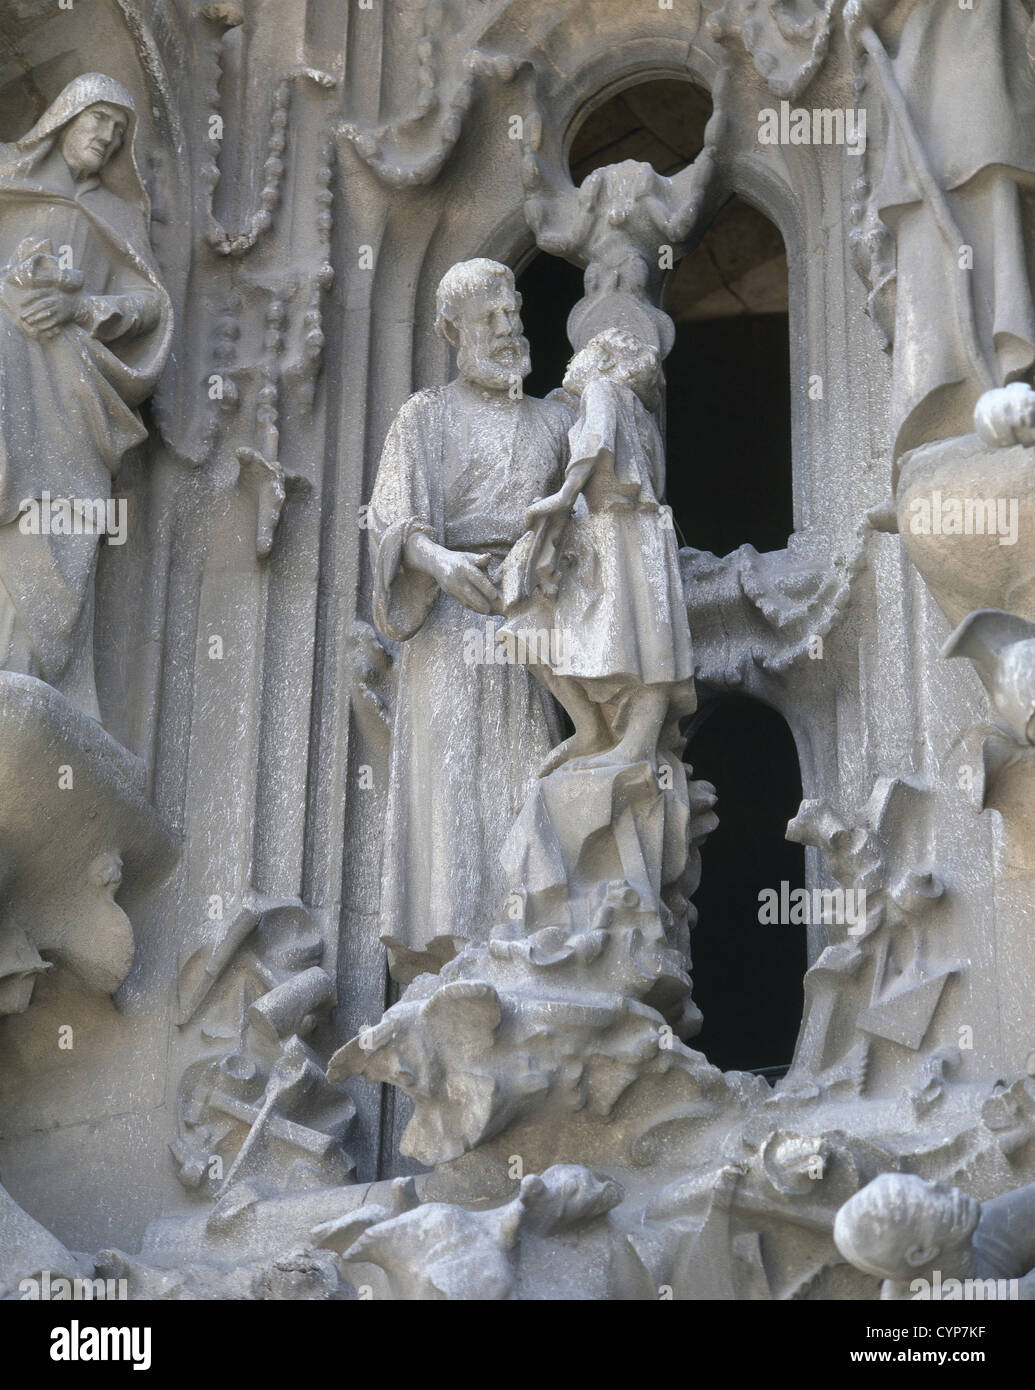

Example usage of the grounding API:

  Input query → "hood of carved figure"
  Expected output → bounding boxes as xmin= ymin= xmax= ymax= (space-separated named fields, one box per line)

xmin=0 ymin=73 xmax=148 ymax=216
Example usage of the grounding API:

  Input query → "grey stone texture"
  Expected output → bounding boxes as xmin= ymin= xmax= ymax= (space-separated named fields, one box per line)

xmin=3 ymin=0 xmax=1035 ymax=1301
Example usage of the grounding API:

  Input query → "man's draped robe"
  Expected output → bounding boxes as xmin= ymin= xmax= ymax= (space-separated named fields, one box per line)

xmin=369 ymin=383 xmax=570 ymax=983
xmin=873 ymin=0 xmax=1035 ymax=462
xmin=0 ymin=79 xmax=171 ymax=719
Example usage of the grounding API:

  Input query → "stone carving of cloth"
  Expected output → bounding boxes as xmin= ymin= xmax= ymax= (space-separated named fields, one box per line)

xmin=368 ymin=382 xmax=570 ymax=981
xmin=0 ymin=74 xmax=172 ymax=718
xmin=870 ymin=0 xmax=1035 ymax=461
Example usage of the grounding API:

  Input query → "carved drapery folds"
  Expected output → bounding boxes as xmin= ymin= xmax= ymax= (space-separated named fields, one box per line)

xmin=0 ymin=45 xmax=180 ymax=1296
xmin=847 ymin=3 xmax=1035 ymax=876
xmin=0 ymin=74 xmax=171 ymax=721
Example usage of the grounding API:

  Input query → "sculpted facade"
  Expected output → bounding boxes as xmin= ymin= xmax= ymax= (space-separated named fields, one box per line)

xmin=3 ymin=0 xmax=1035 ymax=1316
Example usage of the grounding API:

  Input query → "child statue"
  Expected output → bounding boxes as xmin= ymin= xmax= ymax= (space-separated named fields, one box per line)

xmin=500 ymin=328 xmax=694 ymax=775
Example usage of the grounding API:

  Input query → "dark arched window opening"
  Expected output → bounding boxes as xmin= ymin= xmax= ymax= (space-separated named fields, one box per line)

xmin=684 ymin=696 xmax=806 ymax=1077
xmin=518 ymin=78 xmax=792 ymax=556
xmin=664 ymin=202 xmax=792 ymax=556
xmin=517 ymin=253 xmax=584 ymax=402
xmin=520 ymin=77 xmax=714 ymax=397
xmin=568 ymin=77 xmax=713 ymax=182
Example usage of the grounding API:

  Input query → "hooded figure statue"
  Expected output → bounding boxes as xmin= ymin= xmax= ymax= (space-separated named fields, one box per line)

xmin=0 ymin=73 xmax=172 ymax=720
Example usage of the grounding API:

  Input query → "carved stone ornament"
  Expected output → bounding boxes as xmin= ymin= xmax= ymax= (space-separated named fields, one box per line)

xmin=3 ymin=0 xmax=1035 ymax=1327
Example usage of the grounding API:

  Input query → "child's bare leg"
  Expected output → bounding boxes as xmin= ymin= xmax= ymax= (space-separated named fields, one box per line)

xmin=531 ymin=666 xmax=612 ymax=776
xmin=570 ymin=688 xmax=670 ymax=770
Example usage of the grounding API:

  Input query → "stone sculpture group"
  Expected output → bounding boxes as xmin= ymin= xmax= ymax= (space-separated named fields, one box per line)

xmin=4 ymin=0 xmax=1035 ymax=1305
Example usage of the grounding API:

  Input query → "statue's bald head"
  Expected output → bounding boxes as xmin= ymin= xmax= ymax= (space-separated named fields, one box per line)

xmin=834 ymin=1173 xmax=980 ymax=1282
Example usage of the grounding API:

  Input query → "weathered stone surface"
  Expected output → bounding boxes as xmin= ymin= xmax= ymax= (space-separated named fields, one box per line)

xmin=2 ymin=0 xmax=1035 ymax=1307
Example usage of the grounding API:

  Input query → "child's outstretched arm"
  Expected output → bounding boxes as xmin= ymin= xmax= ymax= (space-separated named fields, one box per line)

xmin=524 ymin=449 xmax=597 ymax=528
xmin=521 ymin=437 xmax=604 ymax=594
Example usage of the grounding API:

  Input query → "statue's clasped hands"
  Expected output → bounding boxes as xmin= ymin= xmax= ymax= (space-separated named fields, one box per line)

xmin=18 ymin=281 xmax=83 ymax=338
xmin=4 ymin=238 xmax=85 ymax=340
xmin=434 ymin=548 xmax=501 ymax=615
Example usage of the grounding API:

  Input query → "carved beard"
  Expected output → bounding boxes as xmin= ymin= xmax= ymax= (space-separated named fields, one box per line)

xmin=459 ymin=335 xmax=531 ymax=391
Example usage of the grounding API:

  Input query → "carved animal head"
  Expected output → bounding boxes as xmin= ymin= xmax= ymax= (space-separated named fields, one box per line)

xmin=580 ymin=159 xmax=664 ymax=229
xmin=517 ymin=1164 xmax=624 ymax=1234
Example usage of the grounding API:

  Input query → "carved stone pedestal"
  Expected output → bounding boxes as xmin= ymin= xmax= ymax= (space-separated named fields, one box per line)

xmin=330 ymin=757 xmax=725 ymax=1167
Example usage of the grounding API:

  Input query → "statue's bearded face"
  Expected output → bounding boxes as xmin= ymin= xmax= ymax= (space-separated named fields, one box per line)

xmin=454 ymin=279 xmax=531 ymax=391
xmin=59 ymin=103 xmax=128 ymax=177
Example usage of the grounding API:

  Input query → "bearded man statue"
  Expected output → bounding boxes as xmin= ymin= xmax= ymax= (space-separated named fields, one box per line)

xmin=367 ymin=258 xmax=571 ymax=983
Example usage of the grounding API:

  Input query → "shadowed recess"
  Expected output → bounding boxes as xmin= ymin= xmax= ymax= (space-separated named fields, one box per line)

xmin=519 ymin=78 xmax=793 ymax=557
xmin=684 ymin=695 xmax=806 ymax=1077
